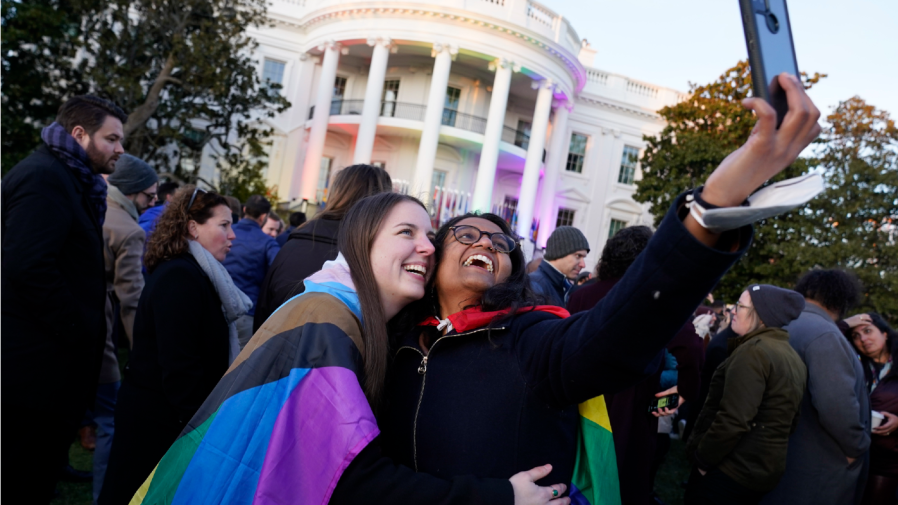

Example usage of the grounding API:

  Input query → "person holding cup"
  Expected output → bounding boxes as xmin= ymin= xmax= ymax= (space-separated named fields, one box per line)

xmin=845 ymin=313 xmax=898 ymax=504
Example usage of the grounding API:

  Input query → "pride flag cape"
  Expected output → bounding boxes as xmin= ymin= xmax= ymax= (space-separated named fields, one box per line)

xmin=420 ymin=306 xmax=621 ymax=505
xmin=130 ymin=259 xmax=377 ymax=505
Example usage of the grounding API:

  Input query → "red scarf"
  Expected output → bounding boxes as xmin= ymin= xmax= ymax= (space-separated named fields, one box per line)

xmin=418 ymin=305 xmax=570 ymax=333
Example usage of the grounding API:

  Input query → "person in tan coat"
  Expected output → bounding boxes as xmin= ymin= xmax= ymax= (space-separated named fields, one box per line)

xmin=91 ymin=153 xmax=157 ymax=502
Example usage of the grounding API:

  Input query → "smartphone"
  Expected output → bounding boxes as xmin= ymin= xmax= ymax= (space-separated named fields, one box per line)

xmin=739 ymin=0 xmax=800 ymax=128
xmin=648 ymin=393 xmax=679 ymax=414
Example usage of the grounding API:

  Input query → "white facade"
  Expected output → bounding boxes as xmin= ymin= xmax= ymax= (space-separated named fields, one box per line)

xmin=225 ymin=0 xmax=686 ymax=267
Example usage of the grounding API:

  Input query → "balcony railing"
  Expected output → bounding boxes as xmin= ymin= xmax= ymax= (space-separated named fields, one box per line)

xmin=309 ymin=100 xmax=531 ymax=147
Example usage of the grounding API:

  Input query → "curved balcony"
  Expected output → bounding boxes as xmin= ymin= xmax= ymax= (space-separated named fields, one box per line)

xmin=310 ymin=99 xmax=542 ymax=163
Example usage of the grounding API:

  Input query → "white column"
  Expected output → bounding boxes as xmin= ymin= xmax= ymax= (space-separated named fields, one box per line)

xmin=536 ymin=99 xmax=572 ymax=247
xmin=516 ymin=79 xmax=554 ymax=239
xmin=470 ymin=58 xmax=517 ymax=214
xmin=300 ymin=40 xmax=342 ymax=201
xmin=412 ymin=42 xmax=456 ymax=204
xmin=353 ymin=37 xmax=392 ymax=165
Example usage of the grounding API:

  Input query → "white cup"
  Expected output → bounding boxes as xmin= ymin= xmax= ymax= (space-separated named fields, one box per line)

xmin=872 ymin=410 xmax=885 ymax=429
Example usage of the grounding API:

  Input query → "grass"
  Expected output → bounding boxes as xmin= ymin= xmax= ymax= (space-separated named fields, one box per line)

xmin=656 ymin=438 xmax=692 ymax=505
xmin=50 ymin=442 xmax=94 ymax=505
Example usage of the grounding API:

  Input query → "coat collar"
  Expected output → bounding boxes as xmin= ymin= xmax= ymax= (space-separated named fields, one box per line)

xmin=728 ymin=326 xmax=789 ymax=354
xmin=418 ymin=305 xmax=570 ymax=334
xmin=537 ymin=259 xmax=571 ymax=291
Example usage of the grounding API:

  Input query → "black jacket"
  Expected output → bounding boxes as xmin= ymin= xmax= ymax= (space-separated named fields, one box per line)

xmin=253 ymin=218 xmax=340 ymax=331
xmin=99 ymin=254 xmax=229 ymax=504
xmin=378 ymin=194 xmax=752 ymax=491
xmin=1 ymin=145 xmax=107 ymax=407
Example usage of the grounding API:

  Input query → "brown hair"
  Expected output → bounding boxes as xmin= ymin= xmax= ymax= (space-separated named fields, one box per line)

xmin=56 ymin=95 xmax=128 ymax=135
xmin=306 ymin=164 xmax=392 ymax=225
xmin=339 ymin=192 xmax=426 ymax=409
xmin=145 ymin=185 xmax=230 ymax=273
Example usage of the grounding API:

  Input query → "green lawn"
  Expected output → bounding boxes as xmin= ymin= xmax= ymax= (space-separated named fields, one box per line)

xmin=50 ymin=442 xmax=94 ymax=505
xmin=656 ymin=438 xmax=692 ymax=505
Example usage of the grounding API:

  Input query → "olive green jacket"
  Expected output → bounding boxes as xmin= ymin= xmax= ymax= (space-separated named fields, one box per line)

xmin=686 ymin=327 xmax=807 ymax=492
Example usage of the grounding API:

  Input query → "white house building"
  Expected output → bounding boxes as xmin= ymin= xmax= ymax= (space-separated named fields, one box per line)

xmin=210 ymin=0 xmax=686 ymax=265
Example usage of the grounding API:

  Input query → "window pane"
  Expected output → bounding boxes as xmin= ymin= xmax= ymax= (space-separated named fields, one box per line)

xmin=501 ymin=196 xmax=519 ymax=226
xmin=515 ymin=120 xmax=531 ymax=150
xmin=445 ymin=87 xmax=461 ymax=109
xmin=382 ymin=80 xmax=400 ymax=100
xmin=334 ymin=76 xmax=347 ymax=97
xmin=556 ymin=207 xmax=575 ymax=228
xmin=431 ymin=169 xmax=447 ymax=192
xmin=262 ymin=59 xmax=286 ymax=86
xmin=618 ymin=145 xmax=639 ymax=185
xmin=565 ymin=133 xmax=588 ymax=173
xmin=609 ymin=218 xmax=627 ymax=238
xmin=569 ymin=133 xmax=587 ymax=155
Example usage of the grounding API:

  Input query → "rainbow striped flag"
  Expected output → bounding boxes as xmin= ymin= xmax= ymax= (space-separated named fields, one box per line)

xmin=570 ymin=395 xmax=621 ymax=505
xmin=129 ymin=259 xmax=377 ymax=505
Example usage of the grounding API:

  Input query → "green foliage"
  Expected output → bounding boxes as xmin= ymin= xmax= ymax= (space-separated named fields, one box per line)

xmin=1 ymin=0 xmax=90 ymax=174
xmin=636 ymin=62 xmax=897 ymax=322
xmin=1 ymin=0 xmax=290 ymax=201
xmin=80 ymin=0 xmax=289 ymax=198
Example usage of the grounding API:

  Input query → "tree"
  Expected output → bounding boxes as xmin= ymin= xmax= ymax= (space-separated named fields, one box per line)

xmin=1 ymin=0 xmax=90 ymax=174
xmin=799 ymin=98 xmax=896 ymax=321
xmin=634 ymin=62 xmax=849 ymax=307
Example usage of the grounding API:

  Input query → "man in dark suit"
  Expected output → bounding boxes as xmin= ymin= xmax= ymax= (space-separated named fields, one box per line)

xmin=2 ymin=95 xmax=127 ymax=503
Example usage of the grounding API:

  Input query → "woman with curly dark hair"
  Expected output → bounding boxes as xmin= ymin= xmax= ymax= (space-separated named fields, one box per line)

xmin=99 ymin=186 xmax=251 ymax=504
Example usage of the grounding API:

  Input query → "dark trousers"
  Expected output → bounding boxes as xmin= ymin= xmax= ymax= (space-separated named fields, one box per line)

xmin=1 ymin=324 xmax=101 ymax=504
xmin=684 ymin=466 xmax=766 ymax=505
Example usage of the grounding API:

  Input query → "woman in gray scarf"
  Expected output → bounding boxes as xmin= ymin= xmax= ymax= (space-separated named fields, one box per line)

xmin=99 ymin=185 xmax=251 ymax=505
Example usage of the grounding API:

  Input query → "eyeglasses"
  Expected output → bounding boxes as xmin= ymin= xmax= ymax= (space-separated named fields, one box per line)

xmin=735 ymin=302 xmax=754 ymax=312
xmin=187 ymin=187 xmax=207 ymax=210
xmin=141 ymin=191 xmax=158 ymax=201
xmin=449 ymin=225 xmax=517 ymax=254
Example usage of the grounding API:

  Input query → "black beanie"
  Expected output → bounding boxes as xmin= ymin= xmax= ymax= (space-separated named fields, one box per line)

xmin=748 ymin=284 xmax=805 ymax=329
xmin=545 ymin=226 xmax=590 ymax=260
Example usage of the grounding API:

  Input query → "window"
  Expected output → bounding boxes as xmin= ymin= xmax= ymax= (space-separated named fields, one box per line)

xmin=556 ymin=207 xmax=575 ymax=228
xmin=566 ymin=133 xmax=588 ymax=173
xmin=618 ymin=145 xmax=639 ymax=185
xmin=442 ymin=86 xmax=461 ymax=127
xmin=515 ymin=120 xmax=531 ymax=150
xmin=372 ymin=161 xmax=386 ymax=169
xmin=381 ymin=80 xmax=400 ymax=117
xmin=330 ymin=76 xmax=347 ymax=115
xmin=609 ymin=218 xmax=627 ymax=238
xmin=501 ymin=196 xmax=519 ymax=226
xmin=262 ymin=58 xmax=286 ymax=87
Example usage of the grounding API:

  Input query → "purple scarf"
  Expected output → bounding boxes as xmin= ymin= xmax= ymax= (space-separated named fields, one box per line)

xmin=41 ymin=122 xmax=108 ymax=226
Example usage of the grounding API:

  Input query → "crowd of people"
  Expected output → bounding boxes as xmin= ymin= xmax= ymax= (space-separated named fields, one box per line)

xmin=1 ymin=73 xmax=893 ymax=505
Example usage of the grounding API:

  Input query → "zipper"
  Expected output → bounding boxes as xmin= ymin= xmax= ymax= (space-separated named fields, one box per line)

xmin=395 ymin=327 xmax=505 ymax=471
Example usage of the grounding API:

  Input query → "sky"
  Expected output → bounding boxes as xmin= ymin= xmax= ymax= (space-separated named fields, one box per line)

xmin=548 ymin=0 xmax=898 ymax=120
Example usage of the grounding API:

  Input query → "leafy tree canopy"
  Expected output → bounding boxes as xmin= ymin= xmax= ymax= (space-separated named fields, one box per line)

xmin=635 ymin=61 xmax=896 ymax=322
xmin=1 ymin=0 xmax=290 ymax=202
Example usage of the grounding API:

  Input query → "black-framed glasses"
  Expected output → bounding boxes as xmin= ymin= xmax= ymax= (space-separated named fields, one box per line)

xmin=141 ymin=191 xmax=158 ymax=201
xmin=449 ymin=225 xmax=517 ymax=254
xmin=187 ymin=187 xmax=207 ymax=210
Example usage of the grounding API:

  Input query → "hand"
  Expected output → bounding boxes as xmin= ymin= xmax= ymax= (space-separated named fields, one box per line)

xmin=698 ymin=468 xmax=707 ymax=476
xmin=844 ymin=314 xmax=873 ymax=329
xmin=847 ymin=456 xmax=856 ymax=466
xmin=702 ymin=73 xmax=822 ymax=208
xmin=510 ymin=464 xmax=571 ymax=505
xmin=652 ymin=386 xmax=685 ymax=418
xmin=873 ymin=411 xmax=898 ymax=436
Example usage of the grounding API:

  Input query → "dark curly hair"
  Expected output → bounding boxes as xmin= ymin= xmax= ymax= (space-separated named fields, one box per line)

xmin=391 ymin=212 xmax=542 ymax=337
xmin=794 ymin=269 xmax=862 ymax=319
xmin=144 ymin=185 xmax=230 ymax=273
xmin=597 ymin=226 xmax=654 ymax=281
xmin=847 ymin=313 xmax=898 ymax=383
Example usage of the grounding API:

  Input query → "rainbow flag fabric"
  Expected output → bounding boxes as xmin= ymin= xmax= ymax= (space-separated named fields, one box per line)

xmin=129 ymin=259 xmax=378 ymax=505
xmin=570 ymin=395 xmax=621 ymax=505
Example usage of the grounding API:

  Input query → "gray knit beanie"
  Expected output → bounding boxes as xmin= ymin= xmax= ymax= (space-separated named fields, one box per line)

xmin=108 ymin=154 xmax=158 ymax=195
xmin=747 ymin=284 xmax=805 ymax=329
xmin=545 ymin=226 xmax=590 ymax=260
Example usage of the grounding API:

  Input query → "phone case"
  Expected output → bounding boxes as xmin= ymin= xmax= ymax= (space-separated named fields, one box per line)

xmin=738 ymin=0 xmax=799 ymax=127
